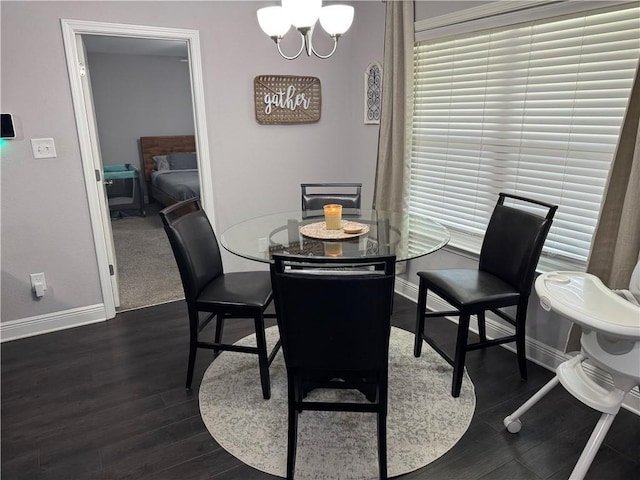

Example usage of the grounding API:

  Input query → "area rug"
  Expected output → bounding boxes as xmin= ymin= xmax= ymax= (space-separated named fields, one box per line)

xmin=199 ymin=326 xmax=476 ymax=479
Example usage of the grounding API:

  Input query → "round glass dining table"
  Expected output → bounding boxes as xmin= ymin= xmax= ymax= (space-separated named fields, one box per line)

xmin=220 ymin=209 xmax=450 ymax=263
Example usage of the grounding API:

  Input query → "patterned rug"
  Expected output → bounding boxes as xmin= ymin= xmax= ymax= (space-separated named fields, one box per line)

xmin=199 ymin=326 xmax=476 ymax=479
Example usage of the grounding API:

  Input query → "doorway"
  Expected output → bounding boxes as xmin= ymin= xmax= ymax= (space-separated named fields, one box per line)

xmin=62 ymin=19 xmax=215 ymax=319
xmin=83 ymin=35 xmax=192 ymax=311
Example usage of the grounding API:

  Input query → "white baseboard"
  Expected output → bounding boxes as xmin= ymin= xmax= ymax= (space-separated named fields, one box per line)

xmin=395 ymin=277 xmax=640 ymax=415
xmin=0 ymin=304 xmax=107 ymax=342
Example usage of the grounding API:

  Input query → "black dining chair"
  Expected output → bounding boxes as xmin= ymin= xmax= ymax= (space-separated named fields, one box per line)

xmin=159 ymin=197 xmax=280 ymax=398
xmin=414 ymin=192 xmax=558 ymax=397
xmin=300 ymin=182 xmax=362 ymax=218
xmin=270 ymin=254 xmax=396 ymax=480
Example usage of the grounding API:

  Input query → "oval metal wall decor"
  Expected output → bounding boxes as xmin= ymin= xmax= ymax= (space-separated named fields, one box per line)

xmin=364 ymin=61 xmax=382 ymax=125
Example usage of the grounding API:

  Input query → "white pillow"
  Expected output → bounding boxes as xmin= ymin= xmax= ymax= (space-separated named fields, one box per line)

xmin=152 ymin=155 xmax=169 ymax=171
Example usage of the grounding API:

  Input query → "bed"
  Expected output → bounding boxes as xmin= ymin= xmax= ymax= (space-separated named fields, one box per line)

xmin=139 ymin=135 xmax=200 ymax=207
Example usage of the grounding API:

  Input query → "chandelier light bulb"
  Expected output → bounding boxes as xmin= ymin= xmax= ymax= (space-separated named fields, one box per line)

xmin=257 ymin=6 xmax=291 ymax=38
xmin=319 ymin=5 xmax=354 ymax=36
xmin=282 ymin=0 xmax=322 ymax=29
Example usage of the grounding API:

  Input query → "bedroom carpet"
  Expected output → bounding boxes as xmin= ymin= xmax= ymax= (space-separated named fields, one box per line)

xmin=111 ymin=205 xmax=184 ymax=311
xmin=199 ymin=326 xmax=476 ymax=480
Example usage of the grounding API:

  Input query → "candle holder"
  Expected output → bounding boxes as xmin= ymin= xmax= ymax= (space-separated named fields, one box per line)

xmin=323 ymin=204 xmax=342 ymax=230
xmin=323 ymin=241 xmax=343 ymax=257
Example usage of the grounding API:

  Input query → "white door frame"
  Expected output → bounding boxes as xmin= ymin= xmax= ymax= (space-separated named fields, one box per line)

xmin=61 ymin=19 xmax=214 ymax=319
xmin=74 ymin=33 xmax=121 ymax=308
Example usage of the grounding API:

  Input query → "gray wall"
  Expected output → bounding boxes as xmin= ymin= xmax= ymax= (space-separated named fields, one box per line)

xmin=0 ymin=0 xmax=573 ymax=367
xmin=1 ymin=1 xmax=385 ymax=323
xmin=87 ymin=52 xmax=195 ymax=169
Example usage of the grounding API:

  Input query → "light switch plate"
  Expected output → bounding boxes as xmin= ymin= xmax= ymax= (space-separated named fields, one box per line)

xmin=31 ymin=138 xmax=57 ymax=159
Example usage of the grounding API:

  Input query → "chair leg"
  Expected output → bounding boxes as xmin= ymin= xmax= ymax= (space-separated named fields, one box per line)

xmin=377 ymin=380 xmax=388 ymax=480
xmin=414 ymin=280 xmax=428 ymax=357
xmin=477 ymin=311 xmax=487 ymax=343
xmin=452 ymin=313 xmax=471 ymax=398
xmin=515 ymin=305 xmax=528 ymax=381
xmin=570 ymin=411 xmax=617 ymax=480
xmin=213 ymin=314 xmax=225 ymax=359
xmin=287 ymin=376 xmax=299 ymax=480
xmin=377 ymin=411 xmax=388 ymax=480
xmin=186 ymin=309 xmax=199 ymax=390
xmin=295 ymin=376 xmax=305 ymax=410
xmin=254 ymin=314 xmax=271 ymax=400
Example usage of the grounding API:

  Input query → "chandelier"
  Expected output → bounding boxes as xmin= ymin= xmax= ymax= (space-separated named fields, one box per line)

xmin=257 ymin=0 xmax=354 ymax=60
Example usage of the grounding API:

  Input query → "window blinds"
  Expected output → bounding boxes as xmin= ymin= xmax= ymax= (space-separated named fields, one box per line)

xmin=409 ymin=3 xmax=639 ymax=266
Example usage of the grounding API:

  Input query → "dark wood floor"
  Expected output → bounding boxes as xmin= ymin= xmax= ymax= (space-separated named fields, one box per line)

xmin=2 ymin=295 xmax=639 ymax=480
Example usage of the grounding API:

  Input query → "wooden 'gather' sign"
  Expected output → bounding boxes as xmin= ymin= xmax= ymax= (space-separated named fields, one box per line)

xmin=254 ymin=75 xmax=321 ymax=125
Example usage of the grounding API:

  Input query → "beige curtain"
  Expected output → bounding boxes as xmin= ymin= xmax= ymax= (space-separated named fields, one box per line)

xmin=373 ymin=0 xmax=414 ymax=212
xmin=565 ymin=60 xmax=640 ymax=352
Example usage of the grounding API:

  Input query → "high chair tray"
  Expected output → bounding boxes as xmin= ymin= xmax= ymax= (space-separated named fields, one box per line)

xmin=535 ymin=272 xmax=640 ymax=341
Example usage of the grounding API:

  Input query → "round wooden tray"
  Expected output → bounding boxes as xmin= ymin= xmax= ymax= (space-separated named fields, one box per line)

xmin=299 ymin=221 xmax=370 ymax=240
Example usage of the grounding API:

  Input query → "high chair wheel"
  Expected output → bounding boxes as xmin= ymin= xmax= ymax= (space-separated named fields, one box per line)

xmin=504 ymin=418 xmax=522 ymax=434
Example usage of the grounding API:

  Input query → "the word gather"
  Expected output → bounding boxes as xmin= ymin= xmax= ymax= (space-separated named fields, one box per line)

xmin=263 ymin=85 xmax=311 ymax=115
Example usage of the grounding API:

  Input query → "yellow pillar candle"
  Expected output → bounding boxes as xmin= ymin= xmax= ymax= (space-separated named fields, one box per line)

xmin=323 ymin=204 xmax=343 ymax=230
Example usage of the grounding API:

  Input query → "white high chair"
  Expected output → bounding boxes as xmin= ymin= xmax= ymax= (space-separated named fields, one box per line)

xmin=503 ymin=270 xmax=640 ymax=480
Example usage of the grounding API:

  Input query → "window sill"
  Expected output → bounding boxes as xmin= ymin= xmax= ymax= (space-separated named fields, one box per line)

xmin=443 ymin=230 xmax=587 ymax=274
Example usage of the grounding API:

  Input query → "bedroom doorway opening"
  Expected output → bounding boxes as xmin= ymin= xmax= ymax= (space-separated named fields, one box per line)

xmin=82 ymin=37 xmax=195 ymax=312
xmin=62 ymin=19 xmax=215 ymax=319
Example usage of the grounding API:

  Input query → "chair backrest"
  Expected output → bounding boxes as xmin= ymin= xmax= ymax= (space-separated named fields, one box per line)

xmin=479 ymin=192 xmax=558 ymax=295
xmin=301 ymin=183 xmax=362 ymax=218
xmin=159 ymin=197 xmax=224 ymax=302
xmin=270 ymin=254 xmax=395 ymax=375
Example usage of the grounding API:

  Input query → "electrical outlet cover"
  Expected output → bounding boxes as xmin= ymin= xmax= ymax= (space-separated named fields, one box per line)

xmin=31 ymin=138 xmax=57 ymax=159
xmin=30 ymin=272 xmax=47 ymax=289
